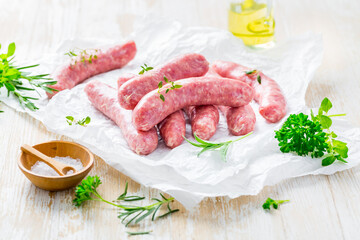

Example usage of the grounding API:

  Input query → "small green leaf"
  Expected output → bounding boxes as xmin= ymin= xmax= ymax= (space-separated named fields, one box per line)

xmin=173 ymin=84 xmax=182 ymax=89
xmin=7 ymin=42 xmax=16 ymax=57
xmin=245 ymin=69 xmax=256 ymax=74
xmin=158 ymin=81 xmax=163 ymax=89
xmin=126 ymin=231 xmax=152 ymax=236
xmin=164 ymin=76 xmax=169 ymax=83
xmin=165 ymin=89 xmax=170 ymax=94
xmin=257 ymin=75 xmax=261 ymax=84
xmin=159 ymin=94 xmax=165 ymax=102
xmin=84 ymin=116 xmax=91 ymax=124
xmin=319 ymin=115 xmax=332 ymax=129
xmin=322 ymin=155 xmax=336 ymax=166
xmin=319 ymin=97 xmax=332 ymax=114
xmin=66 ymin=116 xmax=74 ymax=121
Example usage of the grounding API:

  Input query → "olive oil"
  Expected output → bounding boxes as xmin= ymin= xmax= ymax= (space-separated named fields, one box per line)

xmin=228 ymin=0 xmax=275 ymax=47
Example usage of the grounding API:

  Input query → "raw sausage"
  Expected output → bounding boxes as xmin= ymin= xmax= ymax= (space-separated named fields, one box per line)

xmin=218 ymin=105 xmax=256 ymax=136
xmin=84 ymin=80 xmax=158 ymax=155
xmin=118 ymin=53 xmax=209 ymax=109
xmin=49 ymin=41 xmax=137 ymax=98
xmin=206 ymin=66 xmax=256 ymax=135
xmin=133 ymin=76 xmax=254 ymax=131
xmin=212 ymin=61 xmax=286 ymax=123
xmin=183 ymin=105 xmax=219 ymax=140
xmin=158 ymin=110 xmax=186 ymax=148
xmin=117 ymin=73 xmax=186 ymax=148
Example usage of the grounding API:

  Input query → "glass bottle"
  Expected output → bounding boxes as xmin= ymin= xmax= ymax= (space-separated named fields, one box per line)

xmin=228 ymin=0 xmax=275 ymax=48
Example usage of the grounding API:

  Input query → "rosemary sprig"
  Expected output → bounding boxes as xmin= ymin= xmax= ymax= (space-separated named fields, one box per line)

xmin=138 ymin=63 xmax=153 ymax=75
xmin=127 ymin=231 xmax=152 ymax=236
xmin=184 ymin=132 xmax=253 ymax=161
xmin=0 ymin=42 xmax=57 ymax=111
xmin=158 ymin=76 xmax=182 ymax=102
xmin=73 ymin=176 xmax=179 ymax=227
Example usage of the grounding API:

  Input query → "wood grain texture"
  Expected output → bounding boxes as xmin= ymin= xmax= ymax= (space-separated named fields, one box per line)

xmin=1 ymin=0 xmax=360 ymax=239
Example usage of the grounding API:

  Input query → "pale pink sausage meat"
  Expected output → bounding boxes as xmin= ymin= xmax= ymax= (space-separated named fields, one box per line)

xmin=133 ymin=77 xmax=254 ymax=131
xmin=183 ymin=105 xmax=219 ymax=140
xmin=49 ymin=41 xmax=137 ymax=98
xmin=117 ymin=73 xmax=186 ymax=148
xmin=218 ymin=105 xmax=256 ymax=136
xmin=84 ymin=80 xmax=158 ymax=155
xmin=206 ymin=66 xmax=256 ymax=135
xmin=158 ymin=110 xmax=186 ymax=148
xmin=212 ymin=61 xmax=286 ymax=123
xmin=118 ymin=53 xmax=209 ymax=109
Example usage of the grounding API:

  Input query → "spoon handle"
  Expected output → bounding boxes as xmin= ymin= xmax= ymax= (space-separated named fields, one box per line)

xmin=21 ymin=144 xmax=75 ymax=176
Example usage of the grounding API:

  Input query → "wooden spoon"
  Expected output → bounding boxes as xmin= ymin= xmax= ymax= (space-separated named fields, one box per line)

xmin=21 ymin=144 xmax=76 ymax=176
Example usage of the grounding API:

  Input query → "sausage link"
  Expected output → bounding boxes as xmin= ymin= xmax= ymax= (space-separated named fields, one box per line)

xmin=118 ymin=53 xmax=209 ymax=109
xmin=212 ymin=61 xmax=286 ymax=123
xmin=218 ymin=105 xmax=256 ymax=136
xmin=183 ymin=105 xmax=219 ymax=140
xmin=49 ymin=41 xmax=137 ymax=98
xmin=133 ymin=76 xmax=254 ymax=131
xmin=158 ymin=110 xmax=186 ymax=148
xmin=84 ymin=80 xmax=158 ymax=155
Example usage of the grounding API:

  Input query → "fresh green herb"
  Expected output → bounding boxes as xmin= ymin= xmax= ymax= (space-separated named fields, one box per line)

xmin=184 ymin=132 xmax=252 ymax=161
xmin=65 ymin=48 xmax=99 ymax=65
xmin=244 ymin=69 xmax=257 ymax=75
xmin=0 ymin=42 xmax=57 ymax=111
xmin=257 ymin=74 xmax=261 ymax=84
xmin=127 ymin=231 xmax=152 ymax=236
xmin=73 ymin=176 xmax=179 ymax=227
xmin=244 ymin=69 xmax=261 ymax=84
xmin=275 ymin=113 xmax=327 ymax=158
xmin=310 ymin=98 xmax=348 ymax=166
xmin=138 ymin=63 xmax=153 ymax=75
xmin=275 ymin=97 xmax=348 ymax=166
xmin=118 ymin=192 xmax=179 ymax=227
xmin=157 ymin=76 xmax=182 ymax=101
xmin=66 ymin=116 xmax=91 ymax=126
xmin=262 ymin=198 xmax=289 ymax=210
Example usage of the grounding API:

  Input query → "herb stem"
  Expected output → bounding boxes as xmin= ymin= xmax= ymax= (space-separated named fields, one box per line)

xmin=327 ymin=113 xmax=346 ymax=117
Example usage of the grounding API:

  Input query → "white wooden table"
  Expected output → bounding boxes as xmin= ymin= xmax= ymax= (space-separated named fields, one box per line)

xmin=1 ymin=0 xmax=360 ymax=239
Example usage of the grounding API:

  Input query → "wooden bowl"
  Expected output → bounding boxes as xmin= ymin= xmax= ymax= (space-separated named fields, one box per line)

xmin=18 ymin=141 xmax=94 ymax=191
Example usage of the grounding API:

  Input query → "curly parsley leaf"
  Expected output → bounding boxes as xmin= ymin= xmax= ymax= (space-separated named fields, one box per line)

xmin=262 ymin=198 xmax=289 ymax=210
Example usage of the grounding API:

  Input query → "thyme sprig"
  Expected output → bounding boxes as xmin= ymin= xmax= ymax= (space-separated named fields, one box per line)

xmin=65 ymin=48 xmax=99 ymax=65
xmin=138 ymin=63 xmax=153 ymax=75
xmin=184 ymin=132 xmax=253 ymax=161
xmin=66 ymin=116 xmax=91 ymax=126
xmin=0 ymin=42 xmax=57 ymax=111
xmin=158 ymin=76 xmax=182 ymax=101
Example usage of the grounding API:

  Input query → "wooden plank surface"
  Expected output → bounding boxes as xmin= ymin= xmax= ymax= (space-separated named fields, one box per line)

xmin=1 ymin=0 xmax=360 ymax=239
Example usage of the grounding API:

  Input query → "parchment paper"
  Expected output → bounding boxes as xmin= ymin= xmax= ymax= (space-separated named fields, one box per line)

xmin=2 ymin=18 xmax=360 ymax=209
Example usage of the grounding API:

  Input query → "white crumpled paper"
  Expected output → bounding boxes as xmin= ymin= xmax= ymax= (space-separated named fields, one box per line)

xmin=2 ymin=18 xmax=360 ymax=209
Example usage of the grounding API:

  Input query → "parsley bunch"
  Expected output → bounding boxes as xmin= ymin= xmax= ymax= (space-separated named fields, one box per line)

xmin=0 ymin=42 xmax=57 ymax=111
xmin=275 ymin=97 xmax=348 ymax=166
xmin=73 ymin=176 xmax=179 ymax=227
